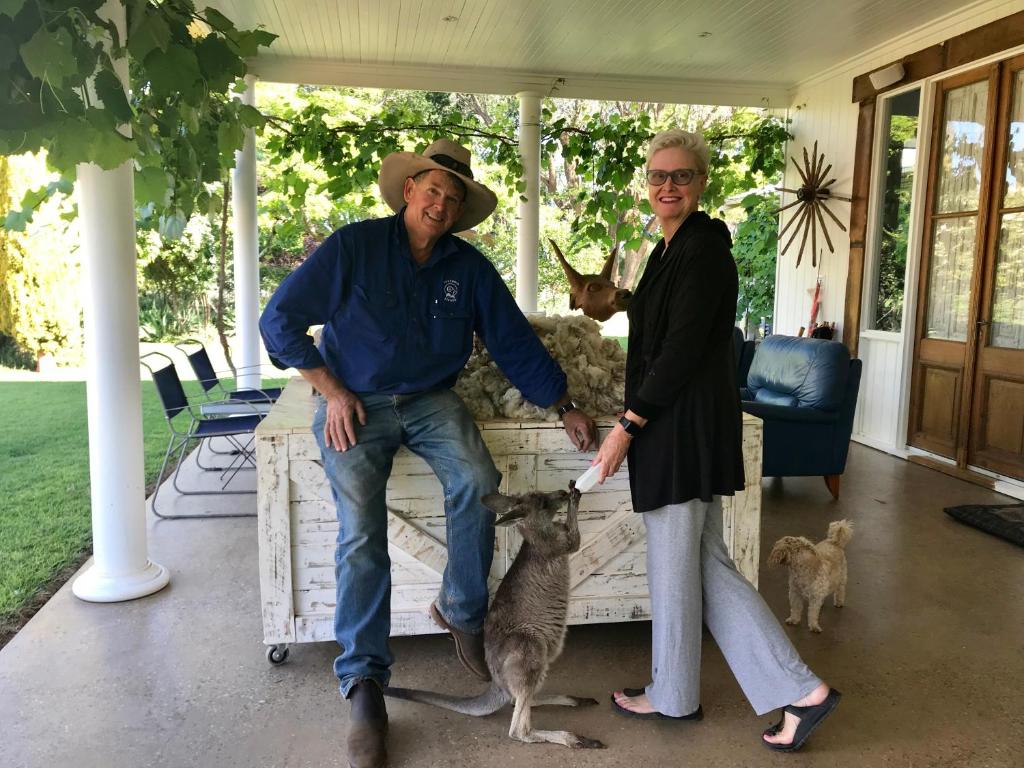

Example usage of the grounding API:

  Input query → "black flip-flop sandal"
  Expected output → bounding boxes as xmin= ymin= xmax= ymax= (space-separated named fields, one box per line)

xmin=610 ymin=688 xmax=703 ymax=721
xmin=762 ymin=688 xmax=842 ymax=752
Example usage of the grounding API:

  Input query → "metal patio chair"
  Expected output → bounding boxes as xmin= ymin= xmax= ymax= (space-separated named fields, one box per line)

xmin=173 ymin=339 xmax=281 ymax=469
xmin=142 ymin=351 xmax=266 ymax=520
xmin=174 ymin=339 xmax=281 ymax=406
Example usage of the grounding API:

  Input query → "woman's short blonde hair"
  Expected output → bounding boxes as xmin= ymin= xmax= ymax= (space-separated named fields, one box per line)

xmin=646 ymin=129 xmax=711 ymax=174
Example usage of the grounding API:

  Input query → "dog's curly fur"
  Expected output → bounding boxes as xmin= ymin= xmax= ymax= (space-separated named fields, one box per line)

xmin=768 ymin=520 xmax=853 ymax=632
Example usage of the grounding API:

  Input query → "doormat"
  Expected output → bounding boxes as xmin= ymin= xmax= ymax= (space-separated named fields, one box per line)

xmin=943 ymin=504 xmax=1024 ymax=548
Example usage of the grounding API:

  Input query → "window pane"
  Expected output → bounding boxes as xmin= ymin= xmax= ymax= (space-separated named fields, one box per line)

xmin=871 ymin=89 xmax=920 ymax=332
xmin=926 ymin=216 xmax=976 ymax=341
xmin=936 ymin=81 xmax=988 ymax=214
xmin=991 ymin=211 xmax=1024 ymax=349
xmin=1004 ymin=72 xmax=1024 ymax=207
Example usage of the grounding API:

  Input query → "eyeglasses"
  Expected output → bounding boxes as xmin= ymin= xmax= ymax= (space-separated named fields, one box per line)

xmin=645 ymin=168 xmax=704 ymax=186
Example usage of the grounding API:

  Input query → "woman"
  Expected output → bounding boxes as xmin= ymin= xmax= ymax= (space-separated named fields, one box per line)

xmin=592 ymin=129 xmax=841 ymax=752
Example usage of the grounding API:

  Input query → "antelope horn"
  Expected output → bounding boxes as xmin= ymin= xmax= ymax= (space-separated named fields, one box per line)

xmin=548 ymin=239 xmax=584 ymax=289
xmin=599 ymin=245 xmax=619 ymax=282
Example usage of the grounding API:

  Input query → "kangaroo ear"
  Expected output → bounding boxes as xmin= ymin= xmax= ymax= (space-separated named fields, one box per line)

xmin=483 ymin=492 xmax=528 ymax=525
xmin=481 ymin=492 xmax=515 ymax=516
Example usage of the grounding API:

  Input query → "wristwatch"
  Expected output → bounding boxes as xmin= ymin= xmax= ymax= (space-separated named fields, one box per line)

xmin=618 ymin=415 xmax=643 ymax=436
xmin=556 ymin=400 xmax=577 ymax=418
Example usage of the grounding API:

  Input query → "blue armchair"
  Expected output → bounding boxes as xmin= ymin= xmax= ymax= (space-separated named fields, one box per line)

xmin=733 ymin=327 xmax=756 ymax=389
xmin=740 ymin=335 xmax=862 ymax=499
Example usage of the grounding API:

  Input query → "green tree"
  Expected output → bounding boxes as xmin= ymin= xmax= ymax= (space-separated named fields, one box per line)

xmin=874 ymin=114 xmax=918 ymax=332
xmin=0 ymin=153 xmax=82 ymax=366
xmin=732 ymin=193 xmax=779 ymax=331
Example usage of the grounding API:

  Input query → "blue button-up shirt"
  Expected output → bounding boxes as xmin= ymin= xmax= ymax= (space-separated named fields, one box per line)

xmin=259 ymin=209 xmax=567 ymax=407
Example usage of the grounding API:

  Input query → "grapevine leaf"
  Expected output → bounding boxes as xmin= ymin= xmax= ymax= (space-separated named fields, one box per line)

xmin=127 ymin=10 xmax=171 ymax=62
xmin=0 ymin=0 xmax=26 ymax=19
xmin=93 ymin=69 xmax=132 ymax=123
xmin=19 ymin=27 xmax=77 ymax=87
xmin=143 ymin=44 xmax=202 ymax=100
xmin=196 ymin=35 xmax=244 ymax=92
xmin=135 ymin=165 xmax=173 ymax=207
xmin=158 ymin=209 xmax=187 ymax=240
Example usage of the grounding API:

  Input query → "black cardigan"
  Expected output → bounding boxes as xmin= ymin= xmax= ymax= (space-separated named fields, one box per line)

xmin=624 ymin=211 xmax=745 ymax=512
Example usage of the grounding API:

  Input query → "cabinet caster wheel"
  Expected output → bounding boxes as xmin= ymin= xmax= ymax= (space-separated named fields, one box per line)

xmin=266 ymin=644 xmax=290 ymax=665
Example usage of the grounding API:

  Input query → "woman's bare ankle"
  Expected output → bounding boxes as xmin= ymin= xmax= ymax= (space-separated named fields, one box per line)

xmin=793 ymin=682 xmax=829 ymax=708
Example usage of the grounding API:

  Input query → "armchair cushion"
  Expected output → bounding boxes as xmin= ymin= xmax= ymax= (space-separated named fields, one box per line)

xmin=746 ymin=335 xmax=850 ymax=411
xmin=740 ymin=400 xmax=836 ymax=424
xmin=753 ymin=388 xmax=798 ymax=407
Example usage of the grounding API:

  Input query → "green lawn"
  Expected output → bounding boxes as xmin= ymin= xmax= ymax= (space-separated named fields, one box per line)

xmin=0 ymin=377 xmax=286 ymax=628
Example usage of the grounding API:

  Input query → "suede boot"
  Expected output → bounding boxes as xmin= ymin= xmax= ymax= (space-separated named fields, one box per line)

xmin=346 ymin=679 xmax=388 ymax=768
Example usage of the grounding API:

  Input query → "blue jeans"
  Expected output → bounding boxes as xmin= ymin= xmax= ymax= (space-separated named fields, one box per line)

xmin=312 ymin=389 xmax=500 ymax=697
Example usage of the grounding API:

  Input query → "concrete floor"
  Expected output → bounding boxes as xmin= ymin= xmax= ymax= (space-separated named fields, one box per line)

xmin=2 ymin=443 xmax=1023 ymax=768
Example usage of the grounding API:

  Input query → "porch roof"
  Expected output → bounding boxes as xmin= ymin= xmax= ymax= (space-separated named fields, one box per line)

xmin=211 ymin=0 xmax=975 ymax=105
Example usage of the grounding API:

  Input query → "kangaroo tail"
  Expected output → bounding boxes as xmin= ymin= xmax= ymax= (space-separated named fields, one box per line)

xmin=767 ymin=536 xmax=816 ymax=566
xmin=827 ymin=519 xmax=854 ymax=548
xmin=383 ymin=682 xmax=511 ymax=716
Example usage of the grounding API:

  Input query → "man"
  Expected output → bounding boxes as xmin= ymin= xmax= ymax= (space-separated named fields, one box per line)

xmin=259 ymin=139 xmax=597 ymax=768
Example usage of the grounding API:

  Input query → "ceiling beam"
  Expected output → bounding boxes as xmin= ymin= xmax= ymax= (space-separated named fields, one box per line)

xmin=248 ymin=57 xmax=794 ymax=108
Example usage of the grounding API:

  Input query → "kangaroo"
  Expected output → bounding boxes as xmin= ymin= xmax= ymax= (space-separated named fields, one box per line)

xmin=384 ymin=486 xmax=605 ymax=749
xmin=548 ymin=239 xmax=632 ymax=321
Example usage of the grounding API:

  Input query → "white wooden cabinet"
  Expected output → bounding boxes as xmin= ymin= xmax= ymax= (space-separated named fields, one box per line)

xmin=256 ymin=378 xmax=763 ymax=648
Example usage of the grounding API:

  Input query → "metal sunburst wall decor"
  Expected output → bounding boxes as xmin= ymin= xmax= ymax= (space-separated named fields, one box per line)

xmin=772 ymin=141 xmax=851 ymax=268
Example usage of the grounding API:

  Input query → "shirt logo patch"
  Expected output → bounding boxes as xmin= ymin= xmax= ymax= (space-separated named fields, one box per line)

xmin=443 ymin=279 xmax=459 ymax=303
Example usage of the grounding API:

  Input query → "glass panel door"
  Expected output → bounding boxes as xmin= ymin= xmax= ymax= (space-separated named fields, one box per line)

xmin=990 ymin=212 xmax=1024 ymax=349
xmin=967 ymin=58 xmax=1024 ymax=481
xmin=908 ymin=66 xmax=996 ymax=461
xmin=991 ymin=70 xmax=1024 ymax=350
xmin=925 ymin=80 xmax=988 ymax=341
xmin=868 ymin=89 xmax=920 ymax=332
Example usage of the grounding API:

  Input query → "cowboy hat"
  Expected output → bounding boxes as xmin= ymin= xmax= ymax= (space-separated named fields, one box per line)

xmin=378 ymin=139 xmax=498 ymax=232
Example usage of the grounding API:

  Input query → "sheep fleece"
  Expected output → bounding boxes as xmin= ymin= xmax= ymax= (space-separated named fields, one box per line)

xmin=452 ymin=314 xmax=626 ymax=421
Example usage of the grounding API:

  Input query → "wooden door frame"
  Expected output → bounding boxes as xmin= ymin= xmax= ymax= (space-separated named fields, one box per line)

xmin=905 ymin=64 xmax=1002 ymax=460
xmin=968 ymin=53 xmax=1024 ymax=476
xmin=843 ymin=10 xmax=1024 ymax=357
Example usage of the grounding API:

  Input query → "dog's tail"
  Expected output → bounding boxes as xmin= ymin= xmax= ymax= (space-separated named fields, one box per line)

xmin=383 ymin=681 xmax=511 ymax=717
xmin=767 ymin=536 xmax=816 ymax=566
xmin=827 ymin=519 xmax=854 ymax=548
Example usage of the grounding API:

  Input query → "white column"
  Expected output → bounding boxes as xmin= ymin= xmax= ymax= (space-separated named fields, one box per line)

xmin=232 ymin=74 xmax=261 ymax=391
xmin=516 ymin=91 xmax=542 ymax=312
xmin=72 ymin=0 xmax=169 ymax=603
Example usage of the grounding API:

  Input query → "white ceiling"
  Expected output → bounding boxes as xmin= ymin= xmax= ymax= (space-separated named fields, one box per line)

xmin=211 ymin=0 xmax=982 ymax=105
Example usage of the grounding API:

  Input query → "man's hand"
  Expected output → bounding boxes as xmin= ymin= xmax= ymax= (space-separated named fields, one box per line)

xmin=323 ymin=387 xmax=367 ymax=451
xmin=297 ymin=366 xmax=366 ymax=452
xmin=562 ymin=408 xmax=597 ymax=451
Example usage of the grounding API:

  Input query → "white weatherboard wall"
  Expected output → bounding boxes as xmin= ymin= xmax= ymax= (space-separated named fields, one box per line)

xmin=777 ymin=0 xmax=1024 ymax=455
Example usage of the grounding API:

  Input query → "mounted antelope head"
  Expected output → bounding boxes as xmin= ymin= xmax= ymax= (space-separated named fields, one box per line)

xmin=548 ymin=239 xmax=632 ymax=322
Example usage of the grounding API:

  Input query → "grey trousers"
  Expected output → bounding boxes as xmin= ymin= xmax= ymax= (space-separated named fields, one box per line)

xmin=643 ymin=497 xmax=821 ymax=716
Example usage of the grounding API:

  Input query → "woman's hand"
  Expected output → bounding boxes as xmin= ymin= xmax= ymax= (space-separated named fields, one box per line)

xmin=593 ymin=425 xmax=632 ymax=483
